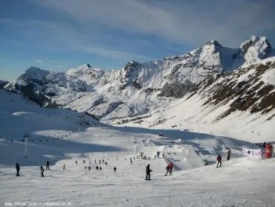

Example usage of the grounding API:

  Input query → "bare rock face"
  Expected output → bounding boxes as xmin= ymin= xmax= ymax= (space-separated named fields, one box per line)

xmin=197 ymin=59 xmax=275 ymax=120
xmin=159 ymin=82 xmax=195 ymax=98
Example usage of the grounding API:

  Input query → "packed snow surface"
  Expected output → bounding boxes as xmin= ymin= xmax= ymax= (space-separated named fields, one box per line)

xmin=0 ymin=90 xmax=274 ymax=207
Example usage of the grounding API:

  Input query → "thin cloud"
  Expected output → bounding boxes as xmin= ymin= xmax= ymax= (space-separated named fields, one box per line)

xmin=32 ymin=0 xmax=275 ymax=46
xmin=79 ymin=47 xmax=148 ymax=60
xmin=35 ymin=60 xmax=44 ymax=63
xmin=1 ymin=18 xmax=149 ymax=61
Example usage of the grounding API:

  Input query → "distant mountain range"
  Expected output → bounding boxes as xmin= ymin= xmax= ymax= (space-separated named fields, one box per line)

xmin=3 ymin=36 xmax=275 ymax=139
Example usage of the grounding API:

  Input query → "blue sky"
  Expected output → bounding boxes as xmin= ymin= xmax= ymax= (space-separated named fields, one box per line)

xmin=1 ymin=0 xmax=275 ymax=81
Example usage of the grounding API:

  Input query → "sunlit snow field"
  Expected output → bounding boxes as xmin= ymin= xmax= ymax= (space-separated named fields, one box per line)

xmin=0 ymin=91 xmax=274 ymax=207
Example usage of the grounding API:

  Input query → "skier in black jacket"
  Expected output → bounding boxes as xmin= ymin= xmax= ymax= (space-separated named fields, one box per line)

xmin=16 ymin=163 xmax=20 ymax=176
xmin=46 ymin=161 xmax=50 ymax=170
xmin=145 ymin=164 xmax=152 ymax=180
xmin=40 ymin=166 xmax=44 ymax=177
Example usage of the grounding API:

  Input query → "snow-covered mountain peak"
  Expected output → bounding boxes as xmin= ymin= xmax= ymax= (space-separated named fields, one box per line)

xmin=123 ymin=60 xmax=141 ymax=71
xmin=4 ymin=36 xmax=275 ymax=125
xmin=238 ymin=36 xmax=272 ymax=65
xmin=240 ymin=36 xmax=271 ymax=53
xmin=21 ymin=67 xmax=50 ymax=82
xmin=67 ymin=64 xmax=102 ymax=74
xmin=66 ymin=64 xmax=104 ymax=84
xmin=206 ymin=39 xmax=221 ymax=48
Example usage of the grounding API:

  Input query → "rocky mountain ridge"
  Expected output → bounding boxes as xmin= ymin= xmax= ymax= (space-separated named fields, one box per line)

xmin=4 ymin=36 xmax=275 ymax=124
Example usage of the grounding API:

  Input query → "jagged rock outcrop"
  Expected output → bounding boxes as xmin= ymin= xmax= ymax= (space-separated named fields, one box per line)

xmin=196 ymin=58 xmax=275 ymax=119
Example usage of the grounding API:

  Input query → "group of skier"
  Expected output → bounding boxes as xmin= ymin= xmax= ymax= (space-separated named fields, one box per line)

xmin=145 ymin=149 xmax=232 ymax=179
xmin=15 ymin=159 xmax=116 ymax=177
xmin=145 ymin=162 xmax=174 ymax=180
xmin=216 ymin=149 xmax=231 ymax=168
xmin=15 ymin=161 xmax=49 ymax=177
xmin=15 ymin=150 xmax=232 ymax=178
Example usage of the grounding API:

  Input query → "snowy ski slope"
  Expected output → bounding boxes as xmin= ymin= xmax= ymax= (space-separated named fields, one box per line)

xmin=0 ymin=90 xmax=274 ymax=207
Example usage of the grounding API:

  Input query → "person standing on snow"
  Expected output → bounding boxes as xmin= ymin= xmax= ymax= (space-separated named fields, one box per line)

xmin=46 ymin=161 xmax=50 ymax=170
xmin=227 ymin=149 xmax=231 ymax=161
xmin=145 ymin=164 xmax=152 ymax=180
xmin=169 ymin=162 xmax=173 ymax=174
xmin=16 ymin=163 xmax=20 ymax=176
xmin=130 ymin=158 xmax=133 ymax=165
xmin=114 ymin=167 xmax=117 ymax=173
xmin=165 ymin=162 xmax=173 ymax=176
xmin=63 ymin=164 xmax=66 ymax=170
xmin=216 ymin=155 xmax=222 ymax=168
xmin=165 ymin=165 xmax=170 ymax=176
xmin=40 ymin=166 xmax=45 ymax=177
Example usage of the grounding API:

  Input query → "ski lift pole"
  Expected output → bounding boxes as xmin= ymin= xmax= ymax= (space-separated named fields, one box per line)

xmin=24 ymin=134 xmax=29 ymax=158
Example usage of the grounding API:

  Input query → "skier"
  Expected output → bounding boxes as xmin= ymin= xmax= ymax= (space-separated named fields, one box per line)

xmin=99 ymin=167 xmax=102 ymax=171
xmin=165 ymin=162 xmax=173 ymax=176
xmin=16 ymin=162 xmax=20 ymax=176
xmin=165 ymin=165 xmax=170 ymax=176
xmin=63 ymin=164 xmax=66 ymax=170
xmin=40 ymin=166 xmax=44 ymax=177
xmin=114 ymin=167 xmax=117 ymax=173
xmin=227 ymin=149 xmax=231 ymax=161
xmin=169 ymin=162 xmax=173 ymax=174
xmin=145 ymin=164 xmax=152 ymax=180
xmin=216 ymin=154 xmax=222 ymax=168
xmin=96 ymin=166 xmax=99 ymax=170
xmin=46 ymin=161 xmax=50 ymax=170
xmin=130 ymin=158 xmax=133 ymax=165
xmin=88 ymin=166 xmax=91 ymax=171
xmin=75 ymin=160 xmax=78 ymax=165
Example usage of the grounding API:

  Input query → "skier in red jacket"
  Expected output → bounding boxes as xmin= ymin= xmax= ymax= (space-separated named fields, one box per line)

xmin=169 ymin=162 xmax=173 ymax=172
xmin=165 ymin=162 xmax=174 ymax=176
xmin=216 ymin=155 xmax=222 ymax=168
